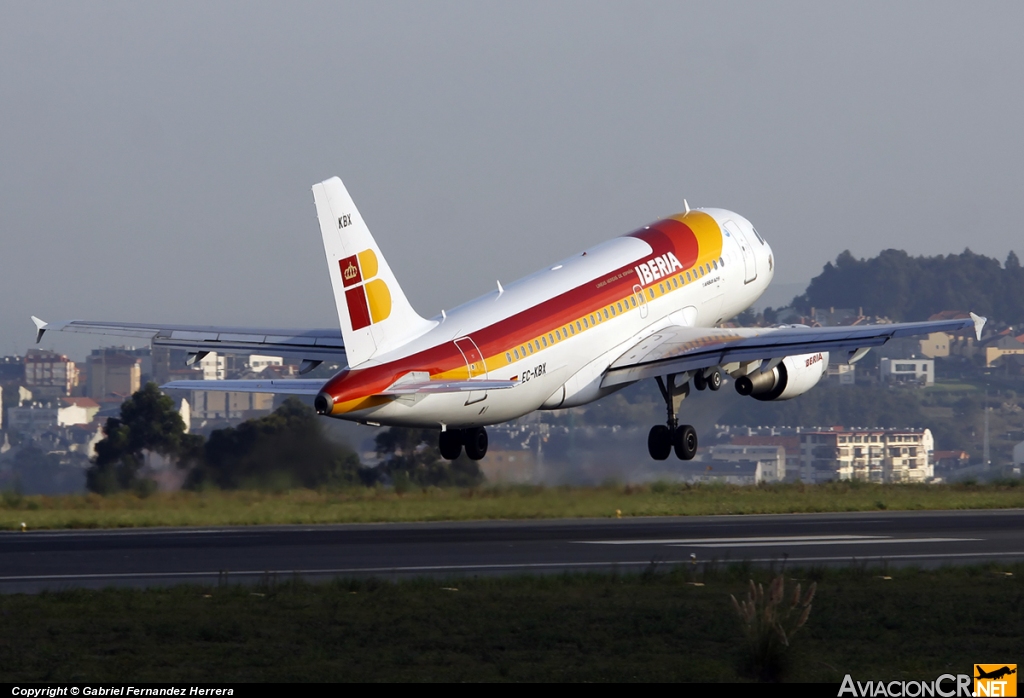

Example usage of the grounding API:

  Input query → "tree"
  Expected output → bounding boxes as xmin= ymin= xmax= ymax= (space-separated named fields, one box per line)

xmin=87 ymin=383 xmax=200 ymax=494
xmin=374 ymin=427 xmax=484 ymax=488
xmin=187 ymin=398 xmax=365 ymax=490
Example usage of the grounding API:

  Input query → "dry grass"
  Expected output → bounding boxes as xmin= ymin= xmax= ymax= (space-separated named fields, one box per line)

xmin=1 ymin=480 xmax=1023 ymax=530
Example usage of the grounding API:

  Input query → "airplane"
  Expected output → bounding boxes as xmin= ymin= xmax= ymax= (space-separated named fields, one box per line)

xmin=975 ymin=666 xmax=1016 ymax=681
xmin=33 ymin=176 xmax=986 ymax=462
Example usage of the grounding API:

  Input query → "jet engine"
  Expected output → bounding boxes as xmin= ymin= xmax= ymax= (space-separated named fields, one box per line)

xmin=734 ymin=352 xmax=828 ymax=401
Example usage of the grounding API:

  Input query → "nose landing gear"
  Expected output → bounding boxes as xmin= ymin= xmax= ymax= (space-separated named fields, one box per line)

xmin=648 ymin=373 xmax=699 ymax=461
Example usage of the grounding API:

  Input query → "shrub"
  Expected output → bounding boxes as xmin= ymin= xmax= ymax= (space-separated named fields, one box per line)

xmin=730 ymin=575 xmax=815 ymax=682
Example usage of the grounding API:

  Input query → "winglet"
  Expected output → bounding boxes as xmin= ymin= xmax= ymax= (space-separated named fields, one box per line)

xmin=31 ymin=316 xmax=47 ymax=343
xmin=970 ymin=312 xmax=987 ymax=341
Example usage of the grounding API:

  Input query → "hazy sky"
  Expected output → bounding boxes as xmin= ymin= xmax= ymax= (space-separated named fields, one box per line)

xmin=3 ymin=2 xmax=1022 ymax=360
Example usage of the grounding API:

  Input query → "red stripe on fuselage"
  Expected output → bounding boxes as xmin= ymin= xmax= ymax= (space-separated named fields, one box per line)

xmin=633 ymin=219 xmax=699 ymax=270
xmin=322 ymin=220 xmax=699 ymax=406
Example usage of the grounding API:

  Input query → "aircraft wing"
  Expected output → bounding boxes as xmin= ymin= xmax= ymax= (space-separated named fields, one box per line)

xmin=602 ymin=313 xmax=985 ymax=387
xmin=32 ymin=317 xmax=346 ymax=362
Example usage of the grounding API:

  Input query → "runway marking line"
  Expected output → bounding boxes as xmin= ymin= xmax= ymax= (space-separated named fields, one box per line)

xmin=673 ymin=537 xmax=978 ymax=548
xmin=1 ymin=550 xmax=1023 ymax=584
xmin=579 ymin=535 xmax=980 ymax=546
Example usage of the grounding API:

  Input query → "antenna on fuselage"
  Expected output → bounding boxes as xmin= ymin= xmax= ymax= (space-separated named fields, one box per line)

xmin=684 ymin=199 xmax=690 ymax=214
xmin=496 ymin=280 xmax=504 ymax=297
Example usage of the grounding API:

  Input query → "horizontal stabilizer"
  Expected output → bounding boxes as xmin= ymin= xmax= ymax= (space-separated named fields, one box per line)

xmin=31 ymin=319 xmax=345 ymax=362
xmin=161 ymin=379 xmax=325 ymax=395
xmin=378 ymin=379 xmax=517 ymax=396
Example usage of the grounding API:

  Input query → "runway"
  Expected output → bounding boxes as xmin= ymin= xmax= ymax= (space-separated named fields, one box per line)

xmin=2 ymin=509 xmax=1023 ymax=593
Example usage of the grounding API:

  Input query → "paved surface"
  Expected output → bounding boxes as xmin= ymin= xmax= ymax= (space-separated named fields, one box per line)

xmin=2 ymin=509 xmax=1023 ymax=592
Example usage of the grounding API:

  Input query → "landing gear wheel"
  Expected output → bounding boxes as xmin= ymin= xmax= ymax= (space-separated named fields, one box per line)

xmin=463 ymin=427 xmax=489 ymax=461
xmin=707 ymin=369 xmax=723 ymax=391
xmin=693 ymin=372 xmax=707 ymax=391
xmin=674 ymin=424 xmax=698 ymax=461
xmin=438 ymin=430 xmax=463 ymax=460
xmin=648 ymin=424 xmax=672 ymax=460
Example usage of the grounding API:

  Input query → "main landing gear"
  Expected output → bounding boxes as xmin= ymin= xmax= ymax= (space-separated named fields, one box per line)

xmin=646 ymin=371 xmax=718 ymax=461
xmin=439 ymin=426 xmax=488 ymax=461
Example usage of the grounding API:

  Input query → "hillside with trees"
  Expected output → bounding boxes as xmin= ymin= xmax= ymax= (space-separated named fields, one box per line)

xmin=791 ymin=249 xmax=1024 ymax=324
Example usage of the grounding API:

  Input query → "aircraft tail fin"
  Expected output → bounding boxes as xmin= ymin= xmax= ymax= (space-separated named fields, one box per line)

xmin=312 ymin=177 xmax=436 ymax=367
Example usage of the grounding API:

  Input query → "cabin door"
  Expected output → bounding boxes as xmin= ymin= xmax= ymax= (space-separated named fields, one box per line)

xmin=454 ymin=336 xmax=488 ymax=405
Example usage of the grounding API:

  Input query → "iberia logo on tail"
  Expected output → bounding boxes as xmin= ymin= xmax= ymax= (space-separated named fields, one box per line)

xmin=340 ymin=249 xmax=391 ymax=331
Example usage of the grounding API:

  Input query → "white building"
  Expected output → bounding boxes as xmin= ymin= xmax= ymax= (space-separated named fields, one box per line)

xmin=706 ymin=444 xmax=786 ymax=482
xmin=200 ymin=352 xmax=226 ymax=381
xmin=828 ymin=363 xmax=856 ymax=386
xmin=1014 ymin=440 xmax=1024 ymax=474
xmin=7 ymin=401 xmax=99 ymax=434
xmin=880 ymin=358 xmax=934 ymax=386
xmin=677 ymin=460 xmax=763 ymax=485
xmin=248 ymin=355 xmax=284 ymax=373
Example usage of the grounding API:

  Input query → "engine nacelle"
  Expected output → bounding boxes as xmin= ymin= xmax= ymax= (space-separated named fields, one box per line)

xmin=734 ymin=352 xmax=828 ymax=401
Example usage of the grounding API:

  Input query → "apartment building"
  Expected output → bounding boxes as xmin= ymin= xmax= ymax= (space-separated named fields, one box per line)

xmin=799 ymin=427 xmax=934 ymax=483
xmin=24 ymin=349 xmax=78 ymax=397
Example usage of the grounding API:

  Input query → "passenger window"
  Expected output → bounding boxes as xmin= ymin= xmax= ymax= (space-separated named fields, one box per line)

xmin=617 ymin=302 xmax=623 ymax=313
xmin=630 ymin=297 xmax=637 ymax=308
xmin=556 ymin=330 xmax=561 ymax=340
xmin=535 ymin=340 xmax=540 ymax=351
xmin=569 ymin=324 xmax=575 ymax=335
xmin=583 ymin=318 xmax=588 ymax=328
xmin=648 ymin=288 xmax=655 ymax=300
xmin=672 ymin=277 xmax=678 ymax=289
xmin=506 ymin=352 xmax=512 ymax=362
xmin=603 ymin=309 xmax=609 ymax=319
xmin=541 ymin=337 xmax=547 ymax=347
xmin=658 ymin=283 xmax=664 ymax=294
xmin=527 ymin=344 xmax=533 ymax=354
xmin=713 ymin=260 xmax=718 ymax=270
xmin=576 ymin=321 xmax=581 ymax=332
xmin=590 ymin=314 xmax=595 ymax=325
xmin=514 ymin=349 xmax=520 ymax=360
xmin=611 ymin=306 xmax=616 ymax=316
xmin=719 ymin=257 xmax=725 ymax=267
xmin=686 ymin=271 xmax=692 ymax=282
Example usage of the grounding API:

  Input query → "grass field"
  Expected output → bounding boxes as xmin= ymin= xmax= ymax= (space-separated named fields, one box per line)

xmin=2 ymin=481 xmax=1023 ymax=530
xmin=1 ymin=562 xmax=1020 ymax=682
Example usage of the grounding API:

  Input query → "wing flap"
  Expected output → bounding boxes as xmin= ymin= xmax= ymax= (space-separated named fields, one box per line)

xmin=603 ymin=315 xmax=984 ymax=387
